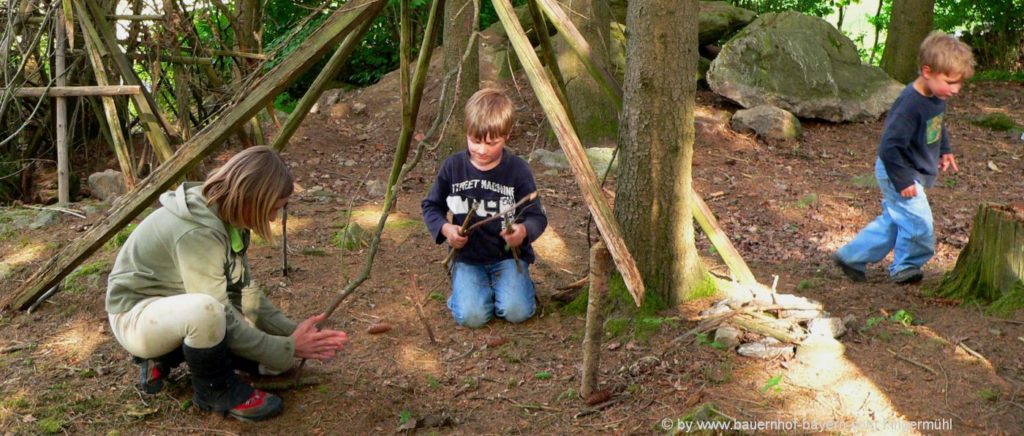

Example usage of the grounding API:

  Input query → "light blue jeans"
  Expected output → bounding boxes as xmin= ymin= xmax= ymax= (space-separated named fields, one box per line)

xmin=448 ymin=259 xmax=536 ymax=328
xmin=836 ymin=158 xmax=935 ymax=276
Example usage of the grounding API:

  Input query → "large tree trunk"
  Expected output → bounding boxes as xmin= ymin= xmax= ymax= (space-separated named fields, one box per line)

xmin=936 ymin=204 xmax=1024 ymax=315
xmin=553 ymin=0 xmax=617 ymax=146
xmin=438 ymin=0 xmax=479 ymax=159
xmin=615 ymin=0 xmax=704 ymax=305
xmin=880 ymin=0 xmax=934 ymax=83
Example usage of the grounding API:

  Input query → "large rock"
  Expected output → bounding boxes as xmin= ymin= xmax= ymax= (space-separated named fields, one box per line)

xmin=707 ymin=11 xmax=903 ymax=122
xmin=88 ymin=169 xmax=127 ymax=202
xmin=699 ymin=1 xmax=757 ymax=46
xmin=732 ymin=105 xmax=803 ymax=139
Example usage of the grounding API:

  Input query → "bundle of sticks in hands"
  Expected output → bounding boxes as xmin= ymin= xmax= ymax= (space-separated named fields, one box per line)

xmin=442 ymin=192 xmax=539 ymax=274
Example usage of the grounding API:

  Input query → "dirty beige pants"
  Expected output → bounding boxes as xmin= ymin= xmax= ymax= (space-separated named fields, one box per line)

xmin=108 ymin=294 xmax=226 ymax=358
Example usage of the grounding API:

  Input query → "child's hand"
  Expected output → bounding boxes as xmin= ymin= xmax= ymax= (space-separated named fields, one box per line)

xmin=502 ymin=223 xmax=528 ymax=248
xmin=940 ymin=153 xmax=959 ymax=173
xmin=442 ymin=223 xmax=468 ymax=249
xmin=900 ymin=184 xmax=918 ymax=198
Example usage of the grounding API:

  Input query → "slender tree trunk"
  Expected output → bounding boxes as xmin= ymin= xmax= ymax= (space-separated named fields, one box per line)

xmin=869 ymin=0 xmax=885 ymax=65
xmin=615 ymin=0 xmax=704 ymax=304
xmin=880 ymin=0 xmax=933 ymax=83
xmin=438 ymin=0 xmax=478 ymax=159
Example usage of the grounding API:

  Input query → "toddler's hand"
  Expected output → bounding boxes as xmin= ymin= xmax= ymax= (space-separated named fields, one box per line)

xmin=900 ymin=184 xmax=917 ymax=198
xmin=940 ymin=153 xmax=959 ymax=173
xmin=502 ymin=223 xmax=528 ymax=248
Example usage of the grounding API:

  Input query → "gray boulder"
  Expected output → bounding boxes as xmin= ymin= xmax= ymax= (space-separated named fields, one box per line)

xmin=530 ymin=147 xmax=619 ymax=175
xmin=699 ymin=1 xmax=757 ymax=46
xmin=88 ymin=169 xmax=127 ymax=202
xmin=731 ymin=105 xmax=802 ymax=139
xmin=707 ymin=11 xmax=903 ymax=122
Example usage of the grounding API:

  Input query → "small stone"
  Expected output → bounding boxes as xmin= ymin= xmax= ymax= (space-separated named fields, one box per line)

xmin=780 ymin=309 xmax=823 ymax=321
xmin=330 ymin=103 xmax=351 ymax=119
xmin=357 ymin=134 xmax=370 ymax=141
xmin=713 ymin=325 xmax=742 ymax=349
xmin=88 ymin=169 xmax=127 ymax=202
xmin=344 ymin=160 xmax=357 ymax=167
xmin=365 ymin=180 xmax=386 ymax=198
xmin=352 ymin=102 xmax=367 ymax=115
xmin=807 ymin=317 xmax=846 ymax=338
xmin=30 ymin=210 xmax=58 ymax=229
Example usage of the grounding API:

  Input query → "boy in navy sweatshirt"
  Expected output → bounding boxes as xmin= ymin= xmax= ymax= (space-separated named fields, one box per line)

xmin=422 ymin=88 xmax=547 ymax=327
xmin=834 ymin=31 xmax=974 ymax=284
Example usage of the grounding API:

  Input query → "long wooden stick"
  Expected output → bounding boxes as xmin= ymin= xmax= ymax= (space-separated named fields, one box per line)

xmin=55 ymin=4 xmax=69 ymax=205
xmin=493 ymin=0 xmax=645 ymax=306
xmin=7 ymin=85 xmax=142 ymax=97
xmin=526 ymin=0 xmax=573 ymax=126
xmin=5 ymin=0 xmax=386 ymax=311
xmin=534 ymin=0 xmax=622 ymax=109
xmin=887 ymin=348 xmax=937 ymax=376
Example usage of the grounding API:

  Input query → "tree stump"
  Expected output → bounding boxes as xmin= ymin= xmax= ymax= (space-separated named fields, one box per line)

xmin=936 ymin=203 xmax=1024 ymax=315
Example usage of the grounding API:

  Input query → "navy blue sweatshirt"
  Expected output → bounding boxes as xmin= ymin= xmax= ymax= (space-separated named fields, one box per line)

xmin=421 ymin=150 xmax=547 ymax=265
xmin=877 ymin=83 xmax=951 ymax=192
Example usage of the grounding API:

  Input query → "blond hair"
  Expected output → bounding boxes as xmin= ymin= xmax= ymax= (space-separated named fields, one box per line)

xmin=203 ymin=146 xmax=293 ymax=241
xmin=919 ymin=31 xmax=975 ymax=79
xmin=465 ymin=88 xmax=513 ymax=141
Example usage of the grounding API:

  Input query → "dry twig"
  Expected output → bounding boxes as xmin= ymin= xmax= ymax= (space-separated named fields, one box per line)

xmin=887 ymin=348 xmax=937 ymax=376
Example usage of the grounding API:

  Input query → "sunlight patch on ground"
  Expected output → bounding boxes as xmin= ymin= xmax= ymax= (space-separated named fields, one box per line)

xmin=532 ymin=228 xmax=573 ymax=271
xmin=349 ymin=208 xmax=420 ymax=231
xmin=270 ymin=215 xmax=313 ymax=236
xmin=397 ymin=343 xmax=440 ymax=374
xmin=43 ymin=318 xmax=107 ymax=364
xmin=916 ymin=328 xmax=996 ymax=370
xmin=1 ymin=242 xmax=48 ymax=267
xmin=782 ymin=337 xmax=919 ymax=434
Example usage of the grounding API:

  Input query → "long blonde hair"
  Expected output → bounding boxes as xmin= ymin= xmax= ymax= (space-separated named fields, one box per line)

xmin=203 ymin=146 xmax=293 ymax=241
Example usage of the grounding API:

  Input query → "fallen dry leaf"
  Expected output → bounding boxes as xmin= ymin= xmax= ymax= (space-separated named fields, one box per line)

xmin=585 ymin=389 xmax=613 ymax=406
xmin=366 ymin=323 xmax=393 ymax=334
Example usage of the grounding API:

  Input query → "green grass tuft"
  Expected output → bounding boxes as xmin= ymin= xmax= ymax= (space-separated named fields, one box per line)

xmin=971 ymin=113 xmax=1019 ymax=131
xmin=105 ymin=223 xmax=137 ymax=251
xmin=63 ymin=260 xmax=110 ymax=294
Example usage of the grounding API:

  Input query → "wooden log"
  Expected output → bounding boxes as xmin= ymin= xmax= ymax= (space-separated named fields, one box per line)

xmin=76 ymin=2 xmax=137 ymax=188
xmin=581 ymin=241 xmax=611 ymax=399
xmin=127 ymin=53 xmax=215 ymax=65
xmin=4 ymin=0 xmax=387 ymax=311
xmin=526 ymin=0 xmax=573 ymax=126
xmin=107 ymin=14 xmax=164 ymax=20
xmin=55 ymin=5 xmax=69 ymax=205
xmin=493 ymin=0 xmax=645 ymax=306
xmin=7 ymin=85 xmax=142 ymax=97
xmin=936 ymin=203 xmax=1024 ymax=315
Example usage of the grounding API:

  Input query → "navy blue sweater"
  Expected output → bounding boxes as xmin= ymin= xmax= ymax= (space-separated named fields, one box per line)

xmin=877 ymin=83 xmax=951 ymax=192
xmin=422 ymin=150 xmax=547 ymax=265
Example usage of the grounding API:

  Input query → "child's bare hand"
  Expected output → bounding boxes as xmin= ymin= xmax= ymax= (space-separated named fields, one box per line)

xmin=502 ymin=223 xmax=527 ymax=248
xmin=900 ymin=184 xmax=917 ymax=198
xmin=940 ymin=153 xmax=959 ymax=173
xmin=442 ymin=223 xmax=468 ymax=249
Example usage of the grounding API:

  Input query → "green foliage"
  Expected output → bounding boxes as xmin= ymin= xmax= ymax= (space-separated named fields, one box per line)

xmin=760 ymin=374 xmax=784 ymax=394
xmin=889 ymin=309 xmax=913 ymax=327
xmin=37 ymin=417 xmax=66 ymax=434
xmin=934 ymin=0 xmax=1024 ymax=71
xmin=63 ymin=260 xmax=110 ymax=294
xmin=302 ymin=247 xmax=328 ymax=256
xmin=533 ymin=371 xmax=552 ymax=380
xmin=683 ymin=274 xmax=718 ymax=301
xmin=105 ymin=223 xmax=137 ymax=251
xmin=695 ymin=332 xmax=727 ymax=350
xmin=728 ymin=0 xmax=834 ymax=16
xmin=971 ymin=70 xmax=1024 ymax=82
xmin=971 ymin=113 xmax=1020 ymax=131
xmin=398 ymin=409 xmax=413 ymax=425
xmin=274 ymin=93 xmax=299 ymax=114
xmin=976 ymin=388 xmax=999 ymax=402
xmin=428 ymin=291 xmax=446 ymax=302
xmin=331 ymin=223 xmax=370 ymax=251
xmin=426 ymin=374 xmax=440 ymax=389
xmin=604 ymin=318 xmax=629 ymax=338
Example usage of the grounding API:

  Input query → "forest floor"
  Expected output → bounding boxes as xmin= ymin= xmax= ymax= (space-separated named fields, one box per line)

xmin=1 ymin=61 xmax=1023 ymax=435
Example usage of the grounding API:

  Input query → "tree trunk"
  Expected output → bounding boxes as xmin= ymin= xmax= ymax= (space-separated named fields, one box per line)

xmin=936 ymin=204 xmax=1024 ymax=315
xmin=438 ymin=0 xmax=478 ymax=159
xmin=553 ymin=0 xmax=617 ymax=146
xmin=880 ymin=0 xmax=934 ymax=83
xmin=615 ymin=0 xmax=704 ymax=305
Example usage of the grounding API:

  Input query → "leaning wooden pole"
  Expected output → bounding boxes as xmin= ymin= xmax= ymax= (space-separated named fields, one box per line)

xmin=581 ymin=241 xmax=611 ymax=399
xmin=76 ymin=1 xmax=137 ymax=188
xmin=269 ymin=16 xmax=376 ymax=151
xmin=5 ymin=0 xmax=386 ymax=311
xmin=525 ymin=0 xmax=573 ymax=127
xmin=322 ymin=0 xmax=444 ymax=319
xmin=692 ymin=192 xmax=757 ymax=285
xmin=80 ymin=0 xmax=176 ymax=162
xmin=493 ymin=0 xmax=645 ymax=306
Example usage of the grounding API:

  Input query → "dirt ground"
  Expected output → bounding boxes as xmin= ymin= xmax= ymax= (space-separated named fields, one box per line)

xmin=1 ymin=64 xmax=1023 ymax=435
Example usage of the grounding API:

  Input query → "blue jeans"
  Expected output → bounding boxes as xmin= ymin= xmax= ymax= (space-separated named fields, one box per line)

xmin=836 ymin=158 xmax=934 ymax=276
xmin=448 ymin=259 xmax=536 ymax=328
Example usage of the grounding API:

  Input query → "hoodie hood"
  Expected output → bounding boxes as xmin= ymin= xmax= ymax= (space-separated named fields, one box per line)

xmin=159 ymin=182 xmax=227 ymax=236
